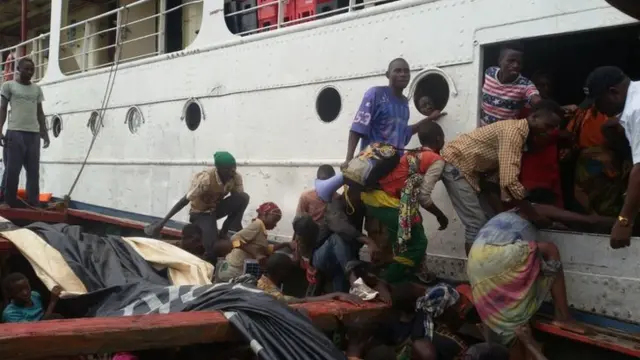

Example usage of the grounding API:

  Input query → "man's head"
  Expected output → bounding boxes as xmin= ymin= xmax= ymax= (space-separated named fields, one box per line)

xmin=17 ymin=58 xmax=35 ymax=82
xmin=526 ymin=99 xmax=564 ymax=148
xmin=316 ymin=164 xmax=336 ymax=180
xmin=532 ymin=71 xmax=553 ymax=99
xmin=498 ymin=42 xmax=525 ymax=82
xmin=213 ymin=151 xmax=237 ymax=183
xmin=418 ymin=95 xmax=436 ymax=116
xmin=584 ymin=66 xmax=630 ymax=117
xmin=265 ymin=252 xmax=295 ymax=285
xmin=386 ymin=58 xmax=410 ymax=91
xmin=292 ymin=215 xmax=319 ymax=258
xmin=417 ymin=121 xmax=445 ymax=152
xmin=2 ymin=273 xmax=31 ymax=306
xmin=181 ymin=224 xmax=204 ymax=256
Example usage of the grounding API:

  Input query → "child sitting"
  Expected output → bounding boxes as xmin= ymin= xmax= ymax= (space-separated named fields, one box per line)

xmin=216 ymin=202 xmax=291 ymax=282
xmin=181 ymin=223 xmax=205 ymax=257
xmin=257 ymin=252 xmax=362 ymax=305
xmin=2 ymin=273 xmax=62 ymax=323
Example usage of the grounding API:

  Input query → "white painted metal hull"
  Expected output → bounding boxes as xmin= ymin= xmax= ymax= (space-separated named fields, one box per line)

xmin=18 ymin=0 xmax=640 ymax=325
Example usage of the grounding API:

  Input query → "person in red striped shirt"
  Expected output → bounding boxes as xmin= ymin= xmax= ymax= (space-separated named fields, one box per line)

xmin=480 ymin=42 xmax=542 ymax=127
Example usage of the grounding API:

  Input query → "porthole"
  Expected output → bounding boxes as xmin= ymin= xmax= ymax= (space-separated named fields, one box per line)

xmin=316 ymin=86 xmax=341 ymax=123
xmin=87 ymin=111 xmax=101 ymax=136
xmin=51 ymin=115 xmax=62 ymax=138
xmin=408 ymin=68 xmax=457 ymax=117
xmin=181 ymin=98 xmax=205 ymax=131
xmin=125 ymin=106 xmax=144 ymax=134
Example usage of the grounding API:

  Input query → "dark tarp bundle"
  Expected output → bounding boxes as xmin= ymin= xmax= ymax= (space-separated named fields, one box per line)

xmin=24 ymin=222 xmax=346 ymax=360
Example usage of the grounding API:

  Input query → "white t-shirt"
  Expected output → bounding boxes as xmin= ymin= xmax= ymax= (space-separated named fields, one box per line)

xmin=620 ymin=81 xmax=640 ymax=165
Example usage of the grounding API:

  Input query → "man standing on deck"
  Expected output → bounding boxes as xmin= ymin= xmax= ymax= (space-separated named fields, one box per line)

xmin=342 ymin=58 xmax=444 ymax=166
xmin=145 ymin=151 xmax=250 ymax=263
xmin=0 ymin=58 xmax=49 ymax=208
xmin=584 ymin=66 xmax=640 ymax=249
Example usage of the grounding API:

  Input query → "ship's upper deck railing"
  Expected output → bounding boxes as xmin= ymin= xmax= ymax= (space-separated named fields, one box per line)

xmin=224 ymin=0 xmax=400 ymax=36
xmin=57 ymin=0 xmax=203 ymax=76
xmin=0 ymin=33 xmax=51 ymax=84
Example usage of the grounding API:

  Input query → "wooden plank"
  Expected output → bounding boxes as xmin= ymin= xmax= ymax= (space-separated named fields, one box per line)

xmin=0 ymin=301 xmax=388 ymax=359
xmin=0 ymin=207 xmax=67 ymax=223
xmin=533 ymin=317 xmax=640 ymax=357
xmin=67 ymin=209 xmax=183 ymax=238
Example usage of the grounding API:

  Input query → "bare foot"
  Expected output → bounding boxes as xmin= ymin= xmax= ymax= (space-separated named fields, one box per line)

xmin=552 ymin=319 xmax=590 ymax=335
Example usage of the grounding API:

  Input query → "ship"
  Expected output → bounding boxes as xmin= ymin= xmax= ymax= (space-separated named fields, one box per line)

xmin=0 ymin=0 xmax=639 ymax=355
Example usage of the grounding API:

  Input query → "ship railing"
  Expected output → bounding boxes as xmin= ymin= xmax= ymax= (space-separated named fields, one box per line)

xmin=58 ymin=0 xmax=203 ymax=76
xmin=225 ymin=0 xmax=397 ymax=36
xmin=0 ymin=33 xmax=51 ymax=84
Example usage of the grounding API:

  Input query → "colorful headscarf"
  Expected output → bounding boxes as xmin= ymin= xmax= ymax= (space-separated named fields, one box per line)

xmin=416 ymin=283 xmax=460 ymax=340
xmin=214 ymin=151 xmax=236 ymax=167
xmin=257 ymin=202 xmax=282 ymax=217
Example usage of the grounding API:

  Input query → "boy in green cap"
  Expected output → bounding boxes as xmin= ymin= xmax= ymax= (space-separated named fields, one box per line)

xmin=145 ymin=151 xmax=250 ymax=263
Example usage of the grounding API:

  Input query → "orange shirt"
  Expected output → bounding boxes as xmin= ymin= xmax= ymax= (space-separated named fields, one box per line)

xmin=567 ymin=107 xmax=608 ymax=149
xmin=379 ymin=148 xmax=443 ymax=198
xmin=296 ymin=189 xmax=336 ymax=223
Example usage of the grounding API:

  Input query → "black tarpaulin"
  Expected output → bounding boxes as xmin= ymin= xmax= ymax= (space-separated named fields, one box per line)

xmin=22 ymin=222 xmax=345 ymax=360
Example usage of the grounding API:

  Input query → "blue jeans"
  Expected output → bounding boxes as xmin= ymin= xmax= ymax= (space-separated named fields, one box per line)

xmin=312 ymin=234 xmax=357 ymax=292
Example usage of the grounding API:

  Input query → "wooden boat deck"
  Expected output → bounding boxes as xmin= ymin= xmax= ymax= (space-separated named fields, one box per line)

xmin=0 ymin=301 xmax=387 ymax=359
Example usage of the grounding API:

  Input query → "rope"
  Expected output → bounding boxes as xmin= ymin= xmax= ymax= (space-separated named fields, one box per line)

xmin=64 ymin=7 xmax=129 ymax=202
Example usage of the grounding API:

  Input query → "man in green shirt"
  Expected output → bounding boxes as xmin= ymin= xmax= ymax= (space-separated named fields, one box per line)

xmin=0 ymin=57 xmax=49 ymax=207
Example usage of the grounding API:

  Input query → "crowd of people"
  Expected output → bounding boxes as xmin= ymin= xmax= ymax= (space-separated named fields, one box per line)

xmin=140 ymin=42 xmax=640 ymax=359
xmin=2 ymin=39 xmax=640 ymax=359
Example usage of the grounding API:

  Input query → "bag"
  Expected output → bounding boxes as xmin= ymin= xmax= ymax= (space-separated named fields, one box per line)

xmin=343 ymin=143 xmax=401 ymax=189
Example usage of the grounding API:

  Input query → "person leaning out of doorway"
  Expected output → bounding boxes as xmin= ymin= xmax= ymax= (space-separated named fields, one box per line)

xmin=144 ymin=151 xmax=250 ymax=263
xmin=441 ymin=100 xmax=565 ymax=254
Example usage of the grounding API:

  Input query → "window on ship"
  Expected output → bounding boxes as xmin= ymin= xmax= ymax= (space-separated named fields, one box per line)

xmin=0 ymin=0 xmax=52 ymax=83
xmin=59 ymin=0 xmax=203 ymax=75
xmin=223 ymin=0 xmax=399 ymax=36
xmin=480 ymin=24 xmax=640 ymax=235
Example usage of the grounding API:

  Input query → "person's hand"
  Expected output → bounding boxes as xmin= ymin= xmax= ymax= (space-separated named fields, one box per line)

xmin=333 ymin=293 xmax=364 ymax=306
xmin=256 ymin=254 xmax=268 ymax=268
xmin=41 ymin=132 xmax=50 ymax=149
xmin=610 ymin=220 xmax=632 ymax=249
xmin=514 ymin=324 xmax=536 ymax=346
xmin=531 ymin=216 xmax=553 ymax=229
xmin=50 ymin=285 xmax=63 ymax=300
xmin=341 ymin=158 xmax=352 ymax=170
xmin=430 ymin=111 xmax=447 ymax=121
xmin=0 ymin=133 xmax=5 ymax=147
xmin=143 ymin=222 xmax=163 ymax=238
xmin=550 ymin=221 xmax=569 ymax=231
xmin=375 ymin=285 xmax=392 ymax=305
xmin=363 ymin=238 xmax=381 ymax=262
xmin=436 ymin=214 xmax=448 ymax=230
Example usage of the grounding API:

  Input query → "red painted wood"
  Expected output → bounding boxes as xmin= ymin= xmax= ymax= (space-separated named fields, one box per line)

xmin=66 ymin=209 xmax=183 ymax=238
xmin=533 ymin=319 xmax=640 ymax=357
xmin=0 ymin=301 xmax=388 ymax=359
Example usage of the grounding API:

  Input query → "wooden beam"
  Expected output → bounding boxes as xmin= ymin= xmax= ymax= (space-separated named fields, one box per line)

xmin=0 ymin=301 xmax=388 ymax=359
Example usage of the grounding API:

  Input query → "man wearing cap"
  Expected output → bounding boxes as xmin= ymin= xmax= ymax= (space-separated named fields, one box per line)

xmin=584 ymin=66 xmax=640 ymax=249
xmin=145 ymin=151 xmax=250 ymax=263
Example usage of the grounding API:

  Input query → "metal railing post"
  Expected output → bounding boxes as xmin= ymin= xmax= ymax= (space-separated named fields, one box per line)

xmin=81 ymin=21 xmax=90 ymax=72
xmin=157 ymin=0 xmax=166 ymax=54
xmin=277 ymin=0 xmax=284 ymax=28
xmin=348 ymin=0 xmax=356 ymax=11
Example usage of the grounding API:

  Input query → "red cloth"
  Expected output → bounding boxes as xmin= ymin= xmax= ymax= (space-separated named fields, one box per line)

xmin=519 ymin=142 xmax=563 ymax=208
xmin=256 ymin=202 xmax=281 ymax=216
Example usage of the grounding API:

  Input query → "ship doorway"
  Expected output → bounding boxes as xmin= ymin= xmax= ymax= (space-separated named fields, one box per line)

xmin=165 ymin=0 xmax=184 ymax=53
xmin=481 ymin=24 xmax=640 ymax=107
xmin=480 ymin=24 xmax=640 ymax=235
